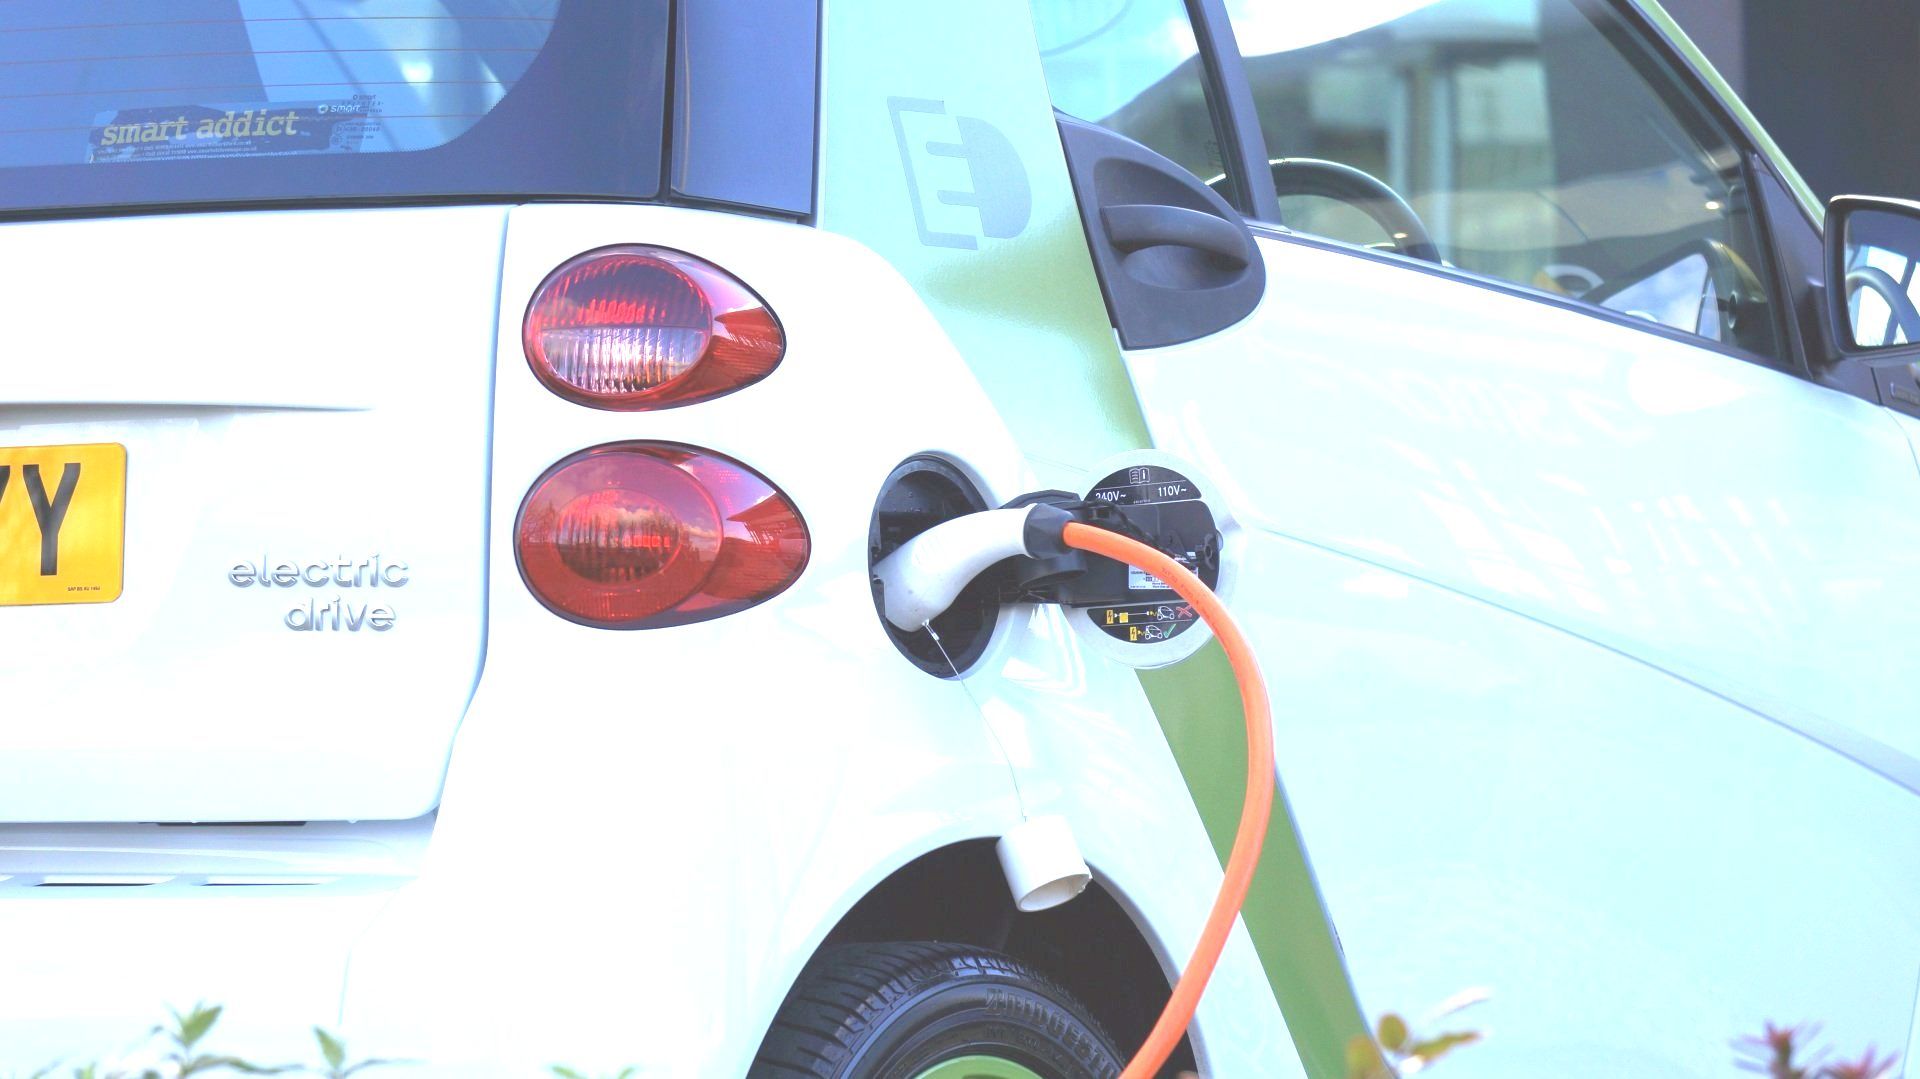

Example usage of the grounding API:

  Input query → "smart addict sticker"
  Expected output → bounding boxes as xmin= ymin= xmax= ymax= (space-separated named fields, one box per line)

xmin=88 ymin=96 xmax=382 ymax=163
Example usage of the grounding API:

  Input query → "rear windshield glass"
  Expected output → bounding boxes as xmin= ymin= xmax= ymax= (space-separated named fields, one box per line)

xmin=0 ymin=0 xmax=666 ymax=215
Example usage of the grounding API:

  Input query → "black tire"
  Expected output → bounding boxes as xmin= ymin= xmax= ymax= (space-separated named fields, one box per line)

xmin=750 ymin=941 xmax=1126 ymax=1079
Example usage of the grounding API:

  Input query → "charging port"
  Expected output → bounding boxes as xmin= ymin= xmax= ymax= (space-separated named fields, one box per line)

xmin=870 ymin=457 xmax=1225 ymax=671
xmin=1003 ymin=466 xmax=1222 ymax=650
xmin=1070 ymin=464 xmax=1221 ymax=646
xmin=869 ymin=456 xmax=998 ymax=677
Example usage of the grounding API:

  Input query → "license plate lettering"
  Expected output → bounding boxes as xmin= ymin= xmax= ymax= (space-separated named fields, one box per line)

xmin=0 ymin=444 xmax=126 ymax=607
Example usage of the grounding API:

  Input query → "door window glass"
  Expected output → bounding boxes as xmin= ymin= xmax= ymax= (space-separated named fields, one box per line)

xmin=1033 ymin=0 xmax=1233 ymax=199
xmin=1228 ymin=0 xmax=1780 ymax=359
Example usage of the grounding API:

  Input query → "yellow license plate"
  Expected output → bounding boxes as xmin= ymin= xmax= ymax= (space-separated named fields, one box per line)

xmin=0 ymin=443 xmax=126 ymax=606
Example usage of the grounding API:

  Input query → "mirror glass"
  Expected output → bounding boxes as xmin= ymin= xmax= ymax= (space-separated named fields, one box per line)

xmin=1841 ymin=207 xmax=1920 ymax=349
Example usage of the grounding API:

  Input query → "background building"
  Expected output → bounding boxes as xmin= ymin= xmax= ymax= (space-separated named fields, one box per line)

xmin=1664 ymin=0 xmax=1920 ymax=201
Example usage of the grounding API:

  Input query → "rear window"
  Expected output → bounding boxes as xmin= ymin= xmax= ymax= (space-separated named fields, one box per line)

xmin=0 ymin=0 xmax=667 ymax=215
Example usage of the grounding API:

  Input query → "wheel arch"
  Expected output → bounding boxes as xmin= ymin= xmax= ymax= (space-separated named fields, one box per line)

xmin=762 ymin=838 xmax=1195 ymax=1075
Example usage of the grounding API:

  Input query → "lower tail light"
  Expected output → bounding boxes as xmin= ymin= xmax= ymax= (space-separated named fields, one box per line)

xmin=516 ymin=444 xmax=809 ymax=629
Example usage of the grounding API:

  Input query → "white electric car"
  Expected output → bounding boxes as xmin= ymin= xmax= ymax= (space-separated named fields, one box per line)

xmin=2 ymin=1 xmax=1917 ymax=1077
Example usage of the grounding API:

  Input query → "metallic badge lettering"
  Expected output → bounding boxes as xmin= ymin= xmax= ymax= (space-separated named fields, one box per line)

xmin=229 ymin=554 xmax=408 ymax=631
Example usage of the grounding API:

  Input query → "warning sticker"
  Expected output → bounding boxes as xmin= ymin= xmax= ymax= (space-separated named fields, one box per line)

xmin=1090 ymin=601 xmax=1200 ymax=643
xmin=1128 ymin=565 xmax=1170 ymax=591
xmin=88 ymin=97 xmax=382 ymax=163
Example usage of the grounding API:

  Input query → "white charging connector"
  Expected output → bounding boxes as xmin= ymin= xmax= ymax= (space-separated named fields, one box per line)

xmin=871 ymin=504 xmax=1097 ymax=914
xmin=871 ymin=503 xmax=1073 ymax=631
xmin=872 ymin=497 xmax=1272 ymax=1078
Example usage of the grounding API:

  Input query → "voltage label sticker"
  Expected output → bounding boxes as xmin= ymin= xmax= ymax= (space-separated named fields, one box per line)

xmin=1081 ymin=464 xmax=1221 ymax=647
xmin=1091 ymin=600 xmax=1201 ymax=644
xmin=89 ymin=97 xmax=382 ymax=163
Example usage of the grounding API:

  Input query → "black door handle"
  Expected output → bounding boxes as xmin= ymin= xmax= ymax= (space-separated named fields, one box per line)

xmin=1101 ymin=203 xmax=1250 ymax=270
xmin=1056 ymin=114 xmax=1265 ymax=346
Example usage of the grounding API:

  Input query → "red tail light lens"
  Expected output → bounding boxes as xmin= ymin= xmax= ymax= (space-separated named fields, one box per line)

xmin=516 ymin=444 xmax=809 ymax=629
xmin=523 ymin=246 xmax=783 ymax=410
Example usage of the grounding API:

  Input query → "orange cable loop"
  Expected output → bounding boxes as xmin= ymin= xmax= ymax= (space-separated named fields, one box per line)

xmin=1058 ymin=521 xmax=1275 ymax=1079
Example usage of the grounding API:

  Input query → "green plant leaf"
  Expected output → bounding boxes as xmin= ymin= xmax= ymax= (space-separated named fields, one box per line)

xmin=184 ymin=1055 xmax=294 ymax=1076
xmin=341 ymin=1058 xmax=411 ymax=1076
xmin=176 ymin=1004 xmax=222 ymax=1051
xmin=1345 ymin=1034 xmax=1383 ymax=1079
xmin=1376 ymin=1013 xmax=1409 ymax=1053
xmin=315 ymin=1028 xmax=346 ymax=1072
xmin=1409 ymin=1030 xmax=1483 ymax=1063
xmin=550 ymin=1070 xmax=588 ymax=1079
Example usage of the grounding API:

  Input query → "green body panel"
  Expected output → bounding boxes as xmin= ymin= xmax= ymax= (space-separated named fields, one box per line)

xmin=1138 ymin=645 xmax=1379 ymax=1079
xmin=815 ymin=1 xmax=1373 ymax=1073
xmin=813 ymin=0 xmax=1149 ymax=486
xmin=817 ymin=2 xmax=1821 ymax=1076
xmin=1627 ymin=0 xmax=1823 ymax=224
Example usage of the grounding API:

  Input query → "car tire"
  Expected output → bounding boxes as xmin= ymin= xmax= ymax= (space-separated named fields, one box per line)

xmin=750 ymin=941 xmax=1126 ymax=1079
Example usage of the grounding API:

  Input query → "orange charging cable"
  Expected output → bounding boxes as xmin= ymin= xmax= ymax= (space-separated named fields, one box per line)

xmin=1059 ymin=521 xmax=1275 ymax=1079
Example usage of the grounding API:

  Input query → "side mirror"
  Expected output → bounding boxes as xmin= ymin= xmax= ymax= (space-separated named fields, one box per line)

xmin=1825 ymin=195 xmax=1920 ymax=368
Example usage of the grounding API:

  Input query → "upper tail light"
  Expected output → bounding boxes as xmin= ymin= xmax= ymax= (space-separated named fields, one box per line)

xmin=515 ymin=443 xmax=809 ymax=629
xmin=523 ymin=246 xmax=783 ymax=410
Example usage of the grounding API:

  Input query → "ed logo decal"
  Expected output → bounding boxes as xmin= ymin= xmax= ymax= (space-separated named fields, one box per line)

xmin=888 ymin=97 xmax=1032 ymax=250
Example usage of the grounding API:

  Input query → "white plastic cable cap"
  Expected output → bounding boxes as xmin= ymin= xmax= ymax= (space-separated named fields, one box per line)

xmin=996 ymin=814 xmax=1092 ymax=912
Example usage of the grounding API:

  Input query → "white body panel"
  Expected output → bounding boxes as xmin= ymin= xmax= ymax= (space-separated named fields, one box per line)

xmin=0 ymin=208 xmax=501 ymax=822
xmin=0 ymin=887 xmax=396 ymax=1069
xmin=1123 ymin=232 xmax=1920 ymax=1073
xmin=1896 ymin=409 xmax=1920 ymax=472
xmin=0 ymin=204 xmax=1294 ymax=1077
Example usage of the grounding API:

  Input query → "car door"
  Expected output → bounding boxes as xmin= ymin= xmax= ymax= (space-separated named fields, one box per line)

xmin=1033 ymin=0 xmax=1920 ymax=1073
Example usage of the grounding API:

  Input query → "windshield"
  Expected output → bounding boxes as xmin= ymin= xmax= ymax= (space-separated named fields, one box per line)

xmin=0 ymin=0 xmax=666 ymax=215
